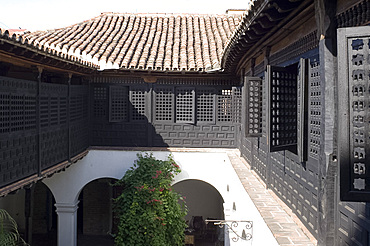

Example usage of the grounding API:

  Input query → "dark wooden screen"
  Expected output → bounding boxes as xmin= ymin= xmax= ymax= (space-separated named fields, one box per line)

xmin=70 ymin=85 xmax=89 ymax=157
xmin=197 ymin=88 xmax=216 ymax=124
xmin=0 ymin=77 xmax=38 ymax=186
xmin=109 ymin=85 xmax=129 ymax=122
xmin=40 ymin=83 xmax=69 ymax=170
xmin=0 ymin=76 xmax=89 ymax=188
xmin=91 ymin=82 xmax=239 ymax=148
xmin=239 ymin=48 xmax=320 ymax=238
xmin=267 ymin=65 xmax=298 ymax=153
xmin=175 ymin=87 xmax=195 ymax=124
xmin=154 ymin=86 xmax=174 ymax=122
xmin=244 ymin=77 xmax=262 ymax=137
xmin=130 ymin=87 xmax=147 ymax=121
xmin=338 ymin=26 xmax=370 ymax=202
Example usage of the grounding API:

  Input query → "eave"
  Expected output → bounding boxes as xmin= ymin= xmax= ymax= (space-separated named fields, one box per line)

xmin=222 ymin=0 xmax=313 ymax=74
xmin=0 ymin=32 xmax=98 ymax=76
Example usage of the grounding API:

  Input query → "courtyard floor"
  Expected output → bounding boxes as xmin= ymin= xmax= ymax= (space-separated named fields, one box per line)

xmin=32 ymin=148 xmax=317 ymax=246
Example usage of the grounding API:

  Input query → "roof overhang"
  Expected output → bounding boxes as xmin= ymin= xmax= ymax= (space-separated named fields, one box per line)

xmin=222 ymin=0 xmax=313 ymax=74
xmin=0 ymin=30 xmax=99 ymax=75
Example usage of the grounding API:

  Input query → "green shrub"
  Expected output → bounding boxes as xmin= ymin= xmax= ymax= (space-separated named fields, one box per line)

xmin=0 ymin=209 xmax=28 ymax=246
xmin=113 ymin=153 xmax=187 ymax=246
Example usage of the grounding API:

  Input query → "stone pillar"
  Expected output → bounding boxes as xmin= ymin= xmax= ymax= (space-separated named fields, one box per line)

xmin=55 ymin=202 xmax=79 ymax=246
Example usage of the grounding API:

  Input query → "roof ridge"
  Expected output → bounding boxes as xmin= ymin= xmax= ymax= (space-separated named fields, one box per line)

xmin=17 ymin=12 xmax=243 ymax=73
xmin=100 ymin=12 xmax=243 ymax=17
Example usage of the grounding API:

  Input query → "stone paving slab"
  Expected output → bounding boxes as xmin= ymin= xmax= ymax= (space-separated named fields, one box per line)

xmin=226 ymin=150 xmax=317 ymax=246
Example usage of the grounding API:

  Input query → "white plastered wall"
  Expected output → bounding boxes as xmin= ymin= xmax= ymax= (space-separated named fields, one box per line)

xmin=2 ymin=150 xmax=278 ymax=246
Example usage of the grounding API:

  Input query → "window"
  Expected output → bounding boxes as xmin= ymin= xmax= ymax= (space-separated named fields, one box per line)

xmin=130 ymin=87 xmax=146 ymax=121
xmin=176 ymin=87 xmax=195 ymax=124
xmin=245 ymin=77 xmax=262 ymax=137
xmin=154 ymin=87 xmax=174 ymax=122
xmin=109 ymin=85 xmax=129 ymax=122
xmin=93 ymin=86 xmax=107 ymax=118
xmin=197 ymin=88 xmax=216 ymax=123
xmin=217 ymin=89 xmax=233 ymax=122
xmin=338 ymin=26 xmax=370 ymax=202
xmin=267 ymin=58 xmax=309 ymax=161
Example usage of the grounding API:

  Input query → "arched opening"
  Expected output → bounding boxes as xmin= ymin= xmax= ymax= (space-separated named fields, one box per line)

xmin=77 ymin=178 xmax=117 ymax=246
xmin=31 ymin=182 xmax=57 ymax=246
xmin=173 ymin=179 xmax=225 ymax=245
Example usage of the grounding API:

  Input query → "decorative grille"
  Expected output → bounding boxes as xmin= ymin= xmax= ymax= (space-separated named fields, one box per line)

xmin=0 ymin=92 xmax=10 ymax=134
xmin=197 ymin=88 xmax=215 ymax=123
xmin=338 ymin=27 xmax=370 ymax=201
xmin=0 ymin=77 xmax=38 ymax=134
xmin=309 ymin=61 xmax=321 ymax=159
xmin=267 ymin=65 xmax=298 ymax=153
xmin=130 ymin=87 xmax=146 ymax=121
xmin=155 ymin=87 xmax=173 ymax=122
xmin=40 ymin=96 xmax=49 ymax=128
xmin=93 ymin=87 xmax=107 ymax=118
xmin=40 ymin=83 xmax=68 ymax=128
xmin=71 ymin=85 xmax=88 ymax=123
xmin=217 ymin=89 xmax=233 ymax=122
xmin=59 ymin=96 xmax=67 ymax=125
xmin=245 ymin=77 xmax=262 ymax=137
xmin=109 ymin=85 xmax=129 ymax=122
xmin=50 ymin=96 xmax=59 ymax=126
xmin=10 ymin=95 xmax=25 ymax=132
xmin=233 ymin=87 xmax=242 ymax=124
xmin=176 ymin=87 xmax=195 ymax=123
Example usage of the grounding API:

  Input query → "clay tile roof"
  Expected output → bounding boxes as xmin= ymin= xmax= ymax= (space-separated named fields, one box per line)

xmin=22 ymin=12 xmax=242 ymax=72
xmin=0 ymin=27 xmax=99 ymax=70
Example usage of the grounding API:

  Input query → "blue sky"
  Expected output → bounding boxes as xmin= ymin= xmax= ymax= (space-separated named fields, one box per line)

xmin=1 ymin=0 xmax=249 ymax=31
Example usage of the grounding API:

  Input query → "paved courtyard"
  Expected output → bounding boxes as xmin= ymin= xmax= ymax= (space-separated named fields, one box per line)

xmin=227 ymin=150 xmax=317 ymax=246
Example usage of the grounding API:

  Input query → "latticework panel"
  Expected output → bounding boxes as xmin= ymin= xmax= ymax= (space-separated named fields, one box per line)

xmin=40 ymin=128 xmax=68 ymax=170
xmin=130 ymin=87 xmax=146 ymax=121
xmin=70 ymin=85 xmax=89 ymax=156
xmin=0 ymin=135 xmax=38 ymax=186
xmin=109 ymin=86 xmax=129 ymax=122
xmin=0 ymin=77 xmax=38 ymax=134
xmin=339 ymin=27 xmax=370 ymax=202
xmin=348 ymin=38 xmax=369 ymax=193
xmin=71 ymin=122 xmax=89 ymax=156
xmin=267 ymin=65 xmax=298 ymax=153
xmin=233 ymin=87 xmax=242 ymax=124
xmin=40 ymin=83 xmax=68 ymax=128
xmin=197 ymin=88 xmax=215 ymax=123
xmin=93 ymin=87 xmax=108 ymax=118
xmin=309 ymin=61 xmax=321 ymax=159
xmin=70 ymin=85 xmax=88 ymax=123
xmin=155 ymin=87 xmax=173 ymax=122
xmin=0 ymin=92 xmax=10 ymax=134
xmin=217 ymin=89 xmax=233 ymax=122
xmin=245 ymin=77 xmax=262 ymax=137
xmin=176 ymin=87 xmax=195 ymax=123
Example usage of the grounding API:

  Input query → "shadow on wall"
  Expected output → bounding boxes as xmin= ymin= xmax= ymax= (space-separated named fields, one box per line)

xmin=172 ymin=179 xmax=225 ymax=222
xmin=90 ymin=84 xmax=169 ymax=147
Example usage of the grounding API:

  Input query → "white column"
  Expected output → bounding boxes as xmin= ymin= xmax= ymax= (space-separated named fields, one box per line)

xmin=55 ymin=201 xmax=79 ymax=246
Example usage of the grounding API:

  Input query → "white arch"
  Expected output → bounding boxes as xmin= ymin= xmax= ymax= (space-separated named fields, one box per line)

xmin=41 ymin=150 xmax=278 ymax=246
xmin=173 ymin=178 xmax=225 ymax=203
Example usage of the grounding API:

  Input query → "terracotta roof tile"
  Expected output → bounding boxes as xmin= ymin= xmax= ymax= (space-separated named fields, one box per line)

xmin=22 ymin=12 xmax=242 ymax=72
xmin=0 ymin=28 xmax=99 ymax=69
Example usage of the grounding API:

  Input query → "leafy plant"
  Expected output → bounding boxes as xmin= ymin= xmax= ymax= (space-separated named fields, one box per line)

xmin=113 ymin=153 xmax=187 ymax=246
xmin=0 ymin=209 xmax=28 ymax=246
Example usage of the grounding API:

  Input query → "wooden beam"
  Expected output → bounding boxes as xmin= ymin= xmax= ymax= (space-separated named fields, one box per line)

xmin=0 ymin=50 xmax=93 ymax=76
